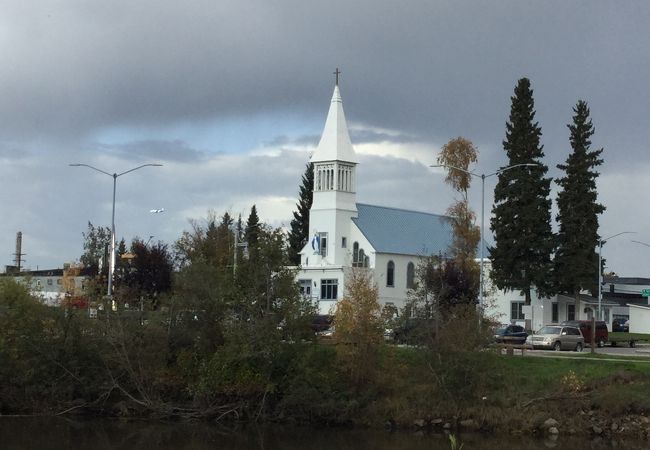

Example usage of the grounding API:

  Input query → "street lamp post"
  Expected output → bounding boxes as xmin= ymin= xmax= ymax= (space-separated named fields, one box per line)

xmin=430 ymin=163 xmax=539 ymax=313
xmin=70 ymin=163 xmax=162 ymax=296
xmin=598 ymin=231 xmax=635 ymax=321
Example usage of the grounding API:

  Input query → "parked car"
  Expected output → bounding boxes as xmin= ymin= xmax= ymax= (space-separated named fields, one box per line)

xmin=526 ymin=325 xmax=584 ymax=352
xmin=561 ymin=320 xmax=608 ymax=347
xmin=310 ymin=315 xmax=333 ymax=333
xmin=612 ymin=318 xmax=630 ymax=333
xmin=494 ymin=324 xmax=528 ymax=345
xmin=316 ymin=325 xmax=335 ymax=339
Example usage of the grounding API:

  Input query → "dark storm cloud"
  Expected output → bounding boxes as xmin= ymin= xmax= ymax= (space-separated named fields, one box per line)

xmin=2 ymin=0 xmax=648 ymax=174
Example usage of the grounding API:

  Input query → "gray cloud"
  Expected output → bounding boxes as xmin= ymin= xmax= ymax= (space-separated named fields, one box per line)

xmin=262 ymin=134 xmax=319 ymax=149
xmin=1 ymin=0 xmax=649 ymax=276
xmin=99 ymin=140 xmax=207 ymax=163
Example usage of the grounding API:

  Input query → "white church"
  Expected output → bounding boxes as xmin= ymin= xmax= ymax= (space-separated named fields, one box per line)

xmin=294 ymin=79 xmax=627 ymax=332
xmin=296 ymin=81 xmax=454 ymax=314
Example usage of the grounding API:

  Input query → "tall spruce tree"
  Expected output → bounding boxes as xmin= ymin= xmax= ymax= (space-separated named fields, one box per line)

xmin=490 ymin=78 xmax=555 ymax=304
xmin=245 ymin=205 xmax=260 ymax=251
xmin=288 ymin=163 xmax=314 ymax=265
xmin=555 ymin=100 xmax=605 ymax=295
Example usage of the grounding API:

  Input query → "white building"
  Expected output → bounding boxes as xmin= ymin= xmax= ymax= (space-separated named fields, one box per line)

xmin=296 ymin=82 xmax=453 ymax=314
xmin=3 ymin=266 xmax=88 ymax=307
xmin=294 ymin=80 xmax=650 ymax=332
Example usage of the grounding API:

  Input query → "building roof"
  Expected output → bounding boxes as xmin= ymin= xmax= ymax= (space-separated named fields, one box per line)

xmin=604 ymin=276 xmax=650 ymax=285
xmin=310 ymin=85 xmax=357 ymax=164
xmin=352 ymin=203 xmax=453 ymax=256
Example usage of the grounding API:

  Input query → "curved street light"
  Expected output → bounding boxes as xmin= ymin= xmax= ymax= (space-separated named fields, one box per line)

xmin=598 ymin=231 xmax=636 ymax=321
xmin=70 ymin=163 xmax=162 ymax=296
xmin=430 ymin=163 xmax=541 ymax=313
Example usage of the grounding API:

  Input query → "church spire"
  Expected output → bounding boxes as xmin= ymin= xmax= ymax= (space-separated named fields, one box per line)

xmin=311 ymin=71 xmax=357 ymax=164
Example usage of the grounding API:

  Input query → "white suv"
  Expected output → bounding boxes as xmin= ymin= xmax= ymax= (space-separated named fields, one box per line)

xmin=526 ymin=325 xmax=584 ymax=352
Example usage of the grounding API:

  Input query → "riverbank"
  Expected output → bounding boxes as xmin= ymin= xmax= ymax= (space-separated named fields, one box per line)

xmin=3 ymin=280 xmax=650 ymax=440
xmin=371 ymin=348 xmax=650 ymax=440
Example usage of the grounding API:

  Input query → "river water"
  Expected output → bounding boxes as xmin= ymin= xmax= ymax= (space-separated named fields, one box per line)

xmin=0 ymin=417 xmax=646 ymax=449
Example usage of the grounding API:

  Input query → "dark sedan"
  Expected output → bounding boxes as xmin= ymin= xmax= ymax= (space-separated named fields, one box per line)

xmin=494 ymin=324 xmax=528 ymax=345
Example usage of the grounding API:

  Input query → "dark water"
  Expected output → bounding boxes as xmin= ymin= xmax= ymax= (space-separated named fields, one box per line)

xmin=0 ymin=417 xmax=646 ymax=450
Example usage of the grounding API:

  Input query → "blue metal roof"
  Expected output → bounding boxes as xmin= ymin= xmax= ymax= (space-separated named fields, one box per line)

xmin=353 ymin=203 xmax=453 ymax=256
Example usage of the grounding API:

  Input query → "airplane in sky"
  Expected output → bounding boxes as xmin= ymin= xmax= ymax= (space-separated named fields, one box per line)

xmin=149 ymin=208 xmax=165 ymax=214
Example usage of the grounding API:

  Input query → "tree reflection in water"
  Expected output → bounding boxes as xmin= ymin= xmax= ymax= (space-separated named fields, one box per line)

xmin=0 ymin=417 xmax=646 ymax=450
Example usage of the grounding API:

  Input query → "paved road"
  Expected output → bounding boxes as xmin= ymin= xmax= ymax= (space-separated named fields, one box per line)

xmin=526 ymin=343 xmax=650 ymax=359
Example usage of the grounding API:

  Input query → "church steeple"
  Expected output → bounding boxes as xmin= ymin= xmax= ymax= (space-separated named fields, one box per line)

xmin=304 ymin=73 xmax=358 ymax=267
xmin=310 ymin=81 xmax=357 ymax=165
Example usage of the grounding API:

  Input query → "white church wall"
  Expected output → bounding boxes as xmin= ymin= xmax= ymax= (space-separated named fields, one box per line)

xmin=374 ymin=253 xmax=421 ymax=311
xmin=296 ymin=266 xmax=346 ymax=315
xmin=348 ymin=225 xmax=375 ymax=268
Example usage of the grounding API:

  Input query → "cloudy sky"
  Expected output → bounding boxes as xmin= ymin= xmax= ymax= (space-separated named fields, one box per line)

xmin=1 ymin=0 xmax=649 ymax=277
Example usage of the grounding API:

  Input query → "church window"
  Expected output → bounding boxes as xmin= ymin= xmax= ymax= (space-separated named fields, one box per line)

xmin=321 ymin=279 xmax=338 ymax=300
xmin=342 ymin=237 xmax=347 ymax=248
xmin=406 ymin=262 xmax=415 ymax=289
xmin=298 ymin=279 xmax=312 ymax=297
xmin=358 ymin=249 xmax=365 ymax=267
xmin=364 ymin=255 xmax=369 ymax=267
xmin=511 ymin=301 xmax=525 ymax=320
xmin=319 ymin=232 xmax=328 ymax=257
xmin=353 ymin=242 xmax=359 ymax=265
xmin=387 ymin=261 xmax=395 ymax=287
xmin=567 ymin=304 xmax=575 ymax=321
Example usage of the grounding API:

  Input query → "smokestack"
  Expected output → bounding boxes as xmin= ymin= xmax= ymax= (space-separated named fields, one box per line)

xmin=14 ymin=231 xmax=24 ymax=272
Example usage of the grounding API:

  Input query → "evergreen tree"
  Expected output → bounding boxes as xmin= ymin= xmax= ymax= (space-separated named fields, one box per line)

xmin=490 ymin=78 xmax=554 ymax=304
xmin=288 ymin=163 xmax=314 ymax=265
xmin=245 ymin=205 xmax=260 ymax=251
xmin=215 ymin=212 xmax=234 ymax=269
xmin=555 ymin=100 xmax=605 ymax=295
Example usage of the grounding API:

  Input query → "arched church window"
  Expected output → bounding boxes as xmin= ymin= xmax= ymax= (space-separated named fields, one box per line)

xmin=387 ymin=261 xmax=395 ymax=287
xmin=353 ymin=242 xmax=359 ymax=266
xmin=406 ymin=262 xmax=415 ymax=289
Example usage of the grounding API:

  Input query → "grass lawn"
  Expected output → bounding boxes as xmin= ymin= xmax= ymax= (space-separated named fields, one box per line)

xmin=610 ymin=331 xmax=650 ymax=342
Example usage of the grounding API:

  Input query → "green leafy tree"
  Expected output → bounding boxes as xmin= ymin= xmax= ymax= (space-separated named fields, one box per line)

xmin=490 ymin=78 xmax=554 ymax=304
xmin=117 ymin=239 xmax=174 ymax=309
xmin=0 ymin=279 xmax=103 ymax=412
xmin=80 ymin=222 xmax=111 ymax=274
xmin=174 ymin=211 xmax=230 ymax=269
xmin=288 ymin=163 xmax=314 ymax=265
xmin=555 ymin=100 xmax=605 ymax=295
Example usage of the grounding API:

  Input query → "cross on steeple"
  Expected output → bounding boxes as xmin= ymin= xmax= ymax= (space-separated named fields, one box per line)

xmin=333 ymin=68 xmax=341 ymax=86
